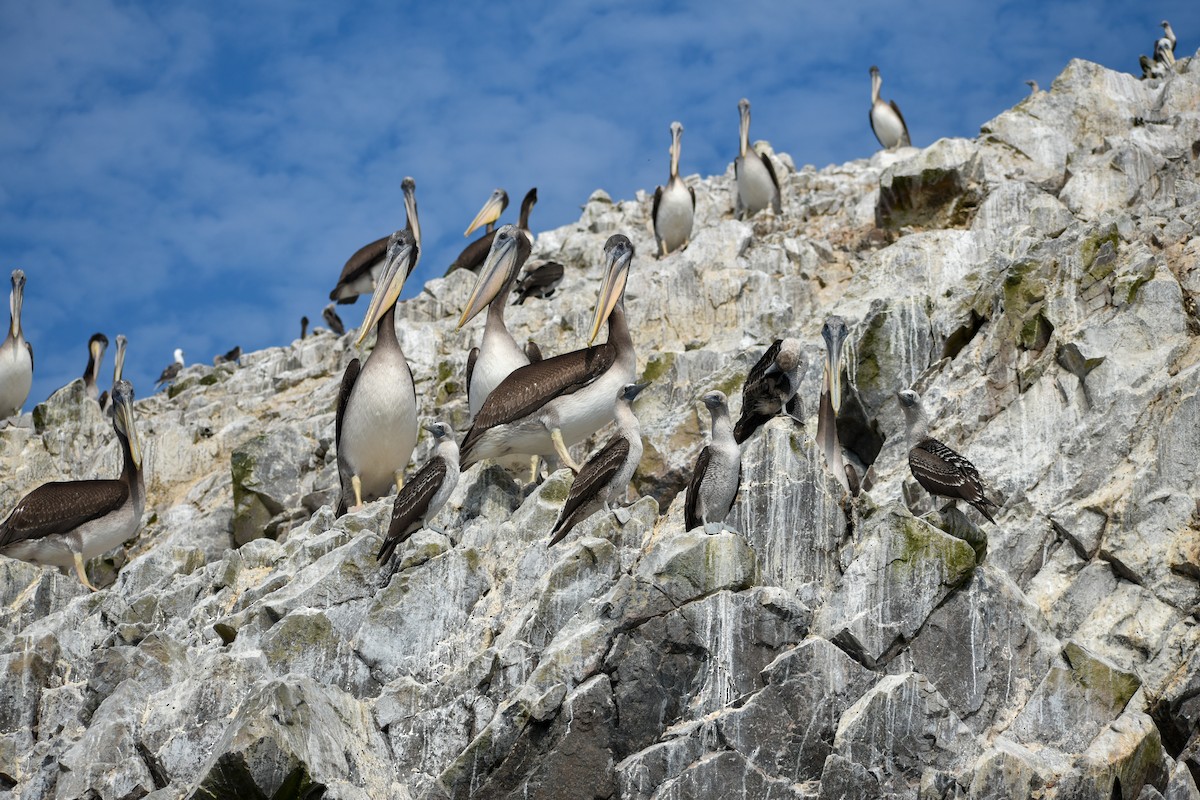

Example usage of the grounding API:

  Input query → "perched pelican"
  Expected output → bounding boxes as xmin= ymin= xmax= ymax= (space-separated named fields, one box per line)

xmin=1155 ymin=37 xmax=1176 ymax=68
xmin=446 ymin=188 xmax=538 ymax=275
xmin=460 ymin=234 xmax=637 ymax=473
xmin=0 ymin=270 xmax=33 ymax=419
xmin=1141 ymin=54 xmax=1161 ymax=80
xmin=155 ymin=349 xmax=184 ymax=387
xmin=99 ymin=334 xmax=128 ymax=413
xmin=733 ymin=337 xmax=803 ymax=444
xmin=377 ymin=421 xmax=460 ymax=569
xmin=869 ymin=66 xmax=911 ymax=150
xmin=82 ymin=333 xmax=109 ymax=402
xmin=817 ymin=317 xmax=849 ymax=491
xmin=464 ymin=188 xmax=509 ymax=237
xmin=548 ymin=382 xmax=648 ymax=546
xmin=512 ymin=261 xmax=565 ymax=305
xmin=1160 ymin=20 xmax=1177 ymax=58
xmin=653 ymin=121 xmax=696 ymax=257
xmin=0 ymin=380 xmax=144 ymax=591
xmin=685 ymin=391 xmax=741 ymax=534
xmin=1025 ymin=80 xmax=1039 ymax=94
xmin=214 ymin=346 xmax=242 ymax=366
xmin=335 ymin=230 xmax=420 ymax=516
xmin=329 ymin=177 xmax=420 ymax=305
xmin=897 ymin=390 xmax=998 ymax=523
xmin=323 ymin=303 xmax=346 ymax=336
xmin=301 ymin=316 xmax=309 ymax=340
xmin=734 ymin=98 xmax=781 ymax=220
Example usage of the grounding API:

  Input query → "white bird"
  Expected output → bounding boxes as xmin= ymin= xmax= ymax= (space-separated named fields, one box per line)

xmin=734 ymin=98 xmax=781 ymax=220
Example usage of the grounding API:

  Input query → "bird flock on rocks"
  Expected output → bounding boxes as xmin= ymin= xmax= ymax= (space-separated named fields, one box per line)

xmin=0 ymin=24 xmax=1184 ymax=589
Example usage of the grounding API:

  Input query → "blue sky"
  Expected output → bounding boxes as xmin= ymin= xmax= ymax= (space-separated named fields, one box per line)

xmin=2 ymin=1 xmax=1196 ymax=405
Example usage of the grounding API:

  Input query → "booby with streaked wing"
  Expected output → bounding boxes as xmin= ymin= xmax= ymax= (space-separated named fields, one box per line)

xmin=329 ymin=177 xmax=421 ymax=305
xmin=0 ymin=270 xmax=33 ymax=419
xmin=446 ymin=188 xmax=538 ymax=275
xmin=653 ymin=121 xmax=695 ymax=257
xmin=685 ymin=391 xmax=741 ymax=534
xmin=512 ymin=261 xmax=564 ymax=306
xmin=734 ymin=337 xmax=803 ymax=444
xmin=734 ymin=98 xmax=781 ymax=220
xmin=869 ymin=66 xmax=911 ymax=150
xmin=377 ymin=421 xmax=460 ymax=570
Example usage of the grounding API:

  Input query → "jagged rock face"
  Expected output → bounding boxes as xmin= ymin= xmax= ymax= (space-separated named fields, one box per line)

xmin=1 ymin=55 xmax=1199 ymax=799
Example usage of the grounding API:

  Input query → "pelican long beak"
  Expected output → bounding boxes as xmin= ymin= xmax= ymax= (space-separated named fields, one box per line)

xmin=589 ymin=240 xmax=632 ymax=345
xmin=457 ymin=226 xmax=520 ymax=330
xmin=738 ymin=99 xmax=751 ymax=158
xmin=669 ymin=122 xmax=683 ymax=178
xmin=464 ymin=189 xmax=507 ymax=238
xmin=114 ymin=335 xmax=127 ymax=383
xmin=89 ymin=338 xmax=107 ymax=380
xmin=9 ymin=270 xmax=24 ymax=339
xmin=402 ymin=177 xmax=421 ymax=253
xmin=822 ymin=322 xmax=848 ymax=414
xmin=113 ymin=383 xmax=141 ymax=469
xmin=356 ymin=232 xmax=417 ymax=346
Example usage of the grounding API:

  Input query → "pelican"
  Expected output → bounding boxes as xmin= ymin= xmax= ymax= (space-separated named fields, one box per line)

xmin=1025 ymin=80 xmax=1039 ymax=94
xmin=460 ymin=234 xmax=637 ymax=473
xmin=155 ymin=349 xmax=184 ymax=387
xmin=329 ymin=176 xmax=420 ymax=305
xmin=512 ymin=261 xmax=565 ymax=305
xmin=0 ymin=270 xmax=33 ymax=419
xmin=301 ymin=316 xmax=309 ymax=340
xmin=817 ymin=317 xmax=849 ymax=491
xmin=548 ymin=382 xmax=648 ymax=546
xmin=1155 ymin=37 xmax=1176 ymax=68
xmin=335 ymin=229 xmax=419 ymax=516
xmin=377 ymin=421 xmax=460 ymax=570
xmin=733 ymin=337 xmax=803 ymax=444
xmin=81 ymin=333 xmax=108 ymax=402
xmin=685 ymin=391 xmax=741 ymax=534
xmin=897 ymin=390 xmax=998 ymax=523
xmin=734 ymin=98 xmax=781 ymax=220
xmin=1160 ymin=20 xmax=1177 ymax=58
xmin=869 ymin=66 xmax=911 ymax=150
xmin=464 ymin=188 xmax=508 ymax=237
xmin=99 ymin=334 xmax=127 ymax=413
xmin=0 ymin=380 xmax=144 ymax=591
xmin=653 ymin=121 xmax=696 ymax=257
xmin=323 ymin=303 xmax=346 ymax=336
xmin=446 ymin=188 xmax=538 ymax=275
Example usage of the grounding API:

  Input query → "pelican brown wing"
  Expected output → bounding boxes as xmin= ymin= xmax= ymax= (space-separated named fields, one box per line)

xmin=0 ymin=480 xmax=130 ymax=547
xmin=330 ymin=235 xmax=388 ymax=303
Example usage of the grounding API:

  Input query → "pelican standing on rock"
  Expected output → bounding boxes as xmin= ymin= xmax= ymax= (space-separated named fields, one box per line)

xmin=329 ymin=177 xmax=421 ymax=305
xmin=156 ymin=349 xmax=184 ymax=387
xmin=335 ymin=230 xmax=420 ymax=516
xmin=0 ymin=270 xmax=33 ymax=419
xmin=0 ymin=380 xmax=144 ymax=591
xmin=460 ymin=234 xmax=638 ymax=473
xmin=734 ymin=99 xmax=781 ymax=220
xmin=734 ymin=337 xmax=803 ymax=444
xmin=869 ymin=66 xmax=911 ymax=150
xmin=685 ymin=391 xmax=741 ymax=534
xmin=653 ymin=121 xmax=696 ymax=257
xmin=446 ymin=188 xmax=538 ymax=275
xmin=377 ymin=421 xmax=460 ymax=570
xmin=817 ymin=317 xmax=850 ymax=491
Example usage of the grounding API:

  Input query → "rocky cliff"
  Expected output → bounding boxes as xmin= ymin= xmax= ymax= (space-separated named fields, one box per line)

xmin=1 ymin=55 xmax=1199 ymax=800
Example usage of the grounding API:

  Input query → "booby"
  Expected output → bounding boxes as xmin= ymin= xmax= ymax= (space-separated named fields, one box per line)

xmin=897 ymin=389 xmax=998 ymax=523
xmin=652 ymin=121 xmax=696 ymax=257
xmin=446 ymin=188 xmax=538 ymax=276
xmin=817 ymin=317 xmax=850 ymax=491
xmin=335 ymin=229 xmax=420 ymax=516
xmin=460 ymin=234 xmax=638 ymax=473
xmin=685 ymin=391 xmax=741 ymax=534
xmin=214 ymin=346 xmax=241 ymax=366
xmin=458 ymin=225 xmax=534 ymax=418
xmin=734 ymin=98 xmax=782 ymax=220
xmin=82 ymin=333 xmax=109 ymax=402
xmin=0 ymin=270 xmax=33 ymax=419
xmin=155 ymin=349 xmax=184 ymax=387
xmin=733 ymin=337 xmax=803 ymax=444
xmin=464 ymin=188 xmax=508 ymax=237
xmin=548 ymin=382 xmax=648 ymax=546
xmin=869 ymin=66 xmax=911 ymax=150
xmin=329 ymin=176 xmax=420 ymax=304
xmin=99 ymin=334 xmax=127 ymax=413
xmin=301 ymin=316 xmax=309 ymax=339
xmin=0 ymin=380 xmax=144 ymax=591
xmin=512 ymin=261 xmax=565 ymax=305
xmin=323 ymin=303 xmax=346 ymax=336
xmin=377 ymin=421 xmax=460 ymax=569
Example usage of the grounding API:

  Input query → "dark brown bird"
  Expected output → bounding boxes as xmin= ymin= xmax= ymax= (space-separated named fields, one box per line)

xmin=512 ymin=261 xmax=564 ymax=305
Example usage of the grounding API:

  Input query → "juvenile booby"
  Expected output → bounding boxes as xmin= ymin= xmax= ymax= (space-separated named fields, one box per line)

xmin=734 ymin=98 xmax=782 ymax=220
xmin=869 ymin=66 xmax=911 ymax=150
xmin=460 ymin=234 xmax=637 ymax=473
xmin=0 ymin=270 xmax=33 ymax=419
xmin=685 ymin=391 xmax=741 ymax=534
xmin=329 ymin=177 xmax=421 ymax=305
xmin=458 ymin=225 xmax=534 ymax=418
xmin=446 ymin=188 xmax=538 ymax=276
xmin=301 ymin=316 xmax=309 ymax=339
xmin=377 ymin=421 xmax=460 ymax=569
xmin=734 ymin=337 xmax=803 ymax=444
xmin=512 ymin=261 xmax=565 ymax=305
xmin=0 ymin=380 xmax=144 ymax=591
xmin=336 ymin=230 xmax=420 ymax=516
xmin=653 ymin=121 xmax=696 ymax=257
xmin=817 ymin=317 xmax=850 ymax=491
xmin=897 ymin=389 xmax=998 ymax=523
xmin=99 ymin=334 xmax=127 ymax=413
xmin=464 ymin=188 xmax=508 ymax=237
xmin=82 ymin=333 xmax=109 ymax=402
xmin=155 ymin=349 xmax=184 ymax=387
xmin=323 ymin=303 xmax=346 ymax=336
xmin=548 ymin=382 xmax=648 ymax=546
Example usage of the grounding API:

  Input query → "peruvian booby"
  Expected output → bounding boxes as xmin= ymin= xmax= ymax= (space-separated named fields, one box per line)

xmin=685 ymin=391 xmax=741 ymax=534
xmin=335 ymin=229 xmax=420 ymax=516
xmin=460 ymin=234 xmax=637 ymax=473
xmin=377 ymin=421 xmax=460 ymax=569
xmin=0 ymin=270 xmax=33 ymax=419
xmin=734 ymin=337 xmax=803 ymax=444
xmin=82 ymin=333 xmax=109 ymax=402
xmin=99 ymin=334 xmax=127 ymax=413
xmin=817 ymin=317 xmax=850 ymax=492
xmin=869 ymin=66 xmax=911 ymax=150
xmin=653 ymin=121 xmax=696 ymax=257
xmin=301 ymin=316 xmax=309 ymax=339
xmin=446 ymin=188 xmax=538 ymax=276
xmin=897 ymin=389 xmax=998 ymax=523
xmin=734 ymin=98 xmax=782 ymax=220
xmin=155 ymin=349 xmax=184 ymax=387
xmin=323 ymin=303 xmax=346 ymax=336
xmin=464 ymin=188 xmax=508 ymax=237
xmin=0 ymin=380 xmax=144 ymax=591
xmin=548 ymin=382 xmax=647 ymax=546
xmin=214 ymin=346 xmax=242 ymax=366
xmin=458 ymin=224 xmax=534 ymax=418
xmin=329 ymin=176 xmax=420 ymax=305
xmin=512 ymin=261 xmax=565 ymax=305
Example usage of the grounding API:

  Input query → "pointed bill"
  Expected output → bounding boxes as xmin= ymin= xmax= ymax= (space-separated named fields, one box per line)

xmin=402 ymin=177 xmax=421 ymax=251
xmin=112 ymin=380 xmax=141 ymax=468
xmin=822 ymin=316 xmax=848 ymax=414
xmin=9 ymin=269 xmax=24 ymax=339
xmin=464 ymin=189 xmax=507 ymax=237
xmin=457 ymin=225 xmax=520 ymax=330
xmin=589 ymin=237 xmax=632 ymax=345
xmin=356 ymin=231 xmax=417 ymax=346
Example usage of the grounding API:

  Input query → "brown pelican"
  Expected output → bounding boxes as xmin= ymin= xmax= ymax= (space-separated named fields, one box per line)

xmin=685 ymin=391 xmax=741 ymax=534
xmin=99 ymin=334 xmax=127 ymax=413
xmin=323 ymin=303 xmax=346 ymax=336
xmin=653 ymin=121 xmax=696 ymax=257
xmin=335 ymin=229 xmax=419 ymax=516
xmin=460 ymin=234 xmax=637 ymax=473
xmin=377 ymin=421 xmax=459 ymax=569
xmin=0 ymin=270 xmax=33 ymax=419
xmin=82 ymin=333 xmax=108 ymax=401
xmin=301 ymin=316 xmax=309 ymax=340
xmin=1155 ymin=37 xmax=1176 ymax=68
xmin=869 ymin=66 xmax=911 ymax=150
xmin=1025 ymin=80 xmax=1039 ymax=94
xmin=1160 ymin=20 xmax=1177 ymax=57
xmin=897 ymin=389 xmax=998 ymax=523
xmin=548 ymin=382 xmax=648 ymax=546
xmin=733 ymin=337 xmax=803 ymax=444
xmin=155 ymin=348 xmax=184 ymax=387
xmin=817 ymin=317 xmax=849 ymax=491
xmin=445 ymin=188 xmax=537 ymax=276
xmin=0 ymin=380 xmax=144 ymax=591
xmin=458 ymin=225 xmax=534 ymax=418
xmin=734 ymin=98 xmax=781 ymax=220
xmin=512 ymin=261 xmax=565 ymax=305
xmin=329 ymin=176 xmax=420 ymax=304
xmin=464 ymin=188 xmax=508 ymax=237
